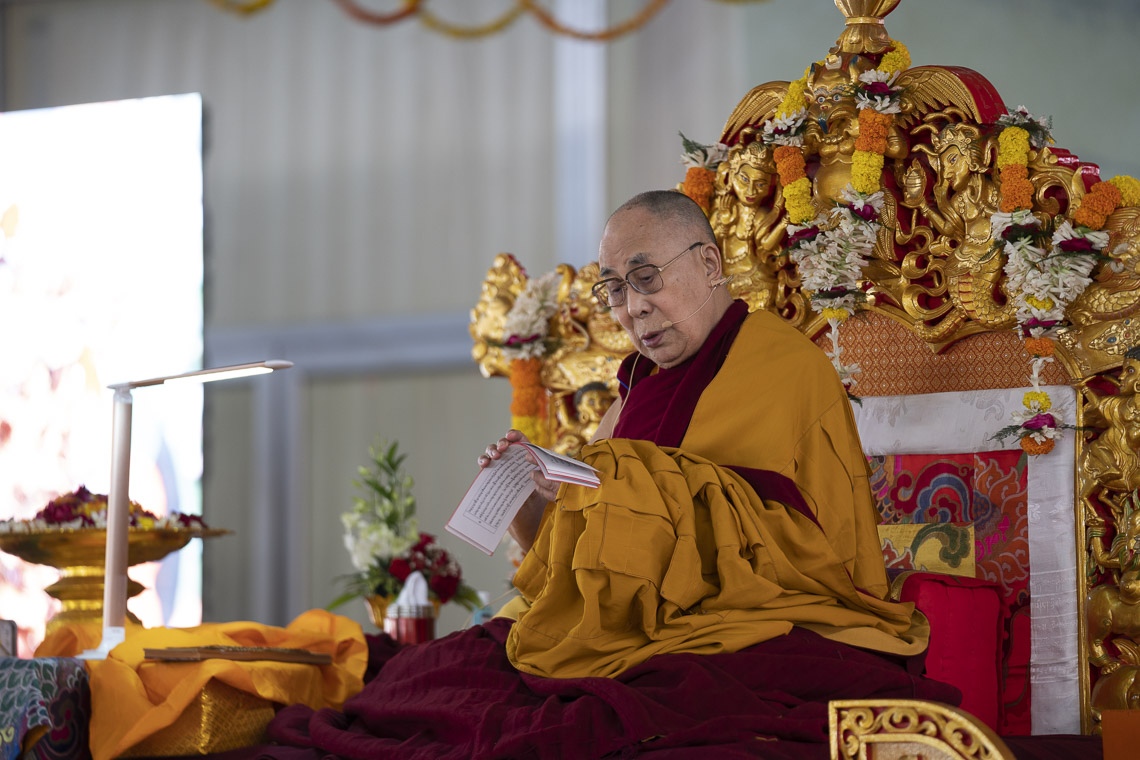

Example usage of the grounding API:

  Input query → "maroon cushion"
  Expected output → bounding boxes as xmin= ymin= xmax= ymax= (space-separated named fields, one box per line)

xmin=896 ymin=571 xmax=1005 ymax=732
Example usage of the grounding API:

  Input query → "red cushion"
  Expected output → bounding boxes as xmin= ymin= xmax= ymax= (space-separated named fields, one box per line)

xmin=896 ymin=571 xmax=1006 ymax=732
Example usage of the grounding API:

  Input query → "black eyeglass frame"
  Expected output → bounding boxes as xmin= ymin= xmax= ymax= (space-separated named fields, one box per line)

xmin=591 ymin=241 xmax=705 ymax=309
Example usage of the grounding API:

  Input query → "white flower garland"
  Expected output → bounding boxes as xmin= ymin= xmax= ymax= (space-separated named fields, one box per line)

xmin=760 ymin=109 xmax=807 ymax=147
xmin=679 ymin=131 xmax=728 ymax=169
xmin=501 ymin=270 xmax=561 ymax=360
xmin=990 ymin=106 xmax=1113 ymax=454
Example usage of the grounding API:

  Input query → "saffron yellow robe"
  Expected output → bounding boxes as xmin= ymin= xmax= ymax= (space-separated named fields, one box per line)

xmin=507 ymin=309 xmax=928 ymax=678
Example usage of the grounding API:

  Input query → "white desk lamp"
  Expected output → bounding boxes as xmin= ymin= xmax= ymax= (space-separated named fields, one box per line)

xmin=78 ymin=359 xmax=293 ymax=660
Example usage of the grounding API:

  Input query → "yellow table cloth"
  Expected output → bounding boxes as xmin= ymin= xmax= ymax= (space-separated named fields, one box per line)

xmin=36 ymin=609 xmax=367 ymax=760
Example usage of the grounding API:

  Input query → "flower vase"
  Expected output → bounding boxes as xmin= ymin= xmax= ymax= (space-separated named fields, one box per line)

xmin=363 ymin=595 xmax=392 ymax=629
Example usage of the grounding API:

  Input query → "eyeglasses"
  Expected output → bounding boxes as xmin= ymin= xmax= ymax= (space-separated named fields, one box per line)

xmin=591 ymin=241 xmax=704 ymax=309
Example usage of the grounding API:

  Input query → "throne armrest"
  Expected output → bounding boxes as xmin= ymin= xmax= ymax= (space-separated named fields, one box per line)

xmin=829 ymin=699 xmax=1016 ymax=760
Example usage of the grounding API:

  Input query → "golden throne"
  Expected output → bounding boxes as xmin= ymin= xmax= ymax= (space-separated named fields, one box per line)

xmin=471 ymin=0 xmax=1138 ymax=754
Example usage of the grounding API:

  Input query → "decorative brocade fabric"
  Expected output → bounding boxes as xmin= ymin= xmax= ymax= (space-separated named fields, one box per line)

xmin=869 ymin=450 xmax=1031 ymax=734
xmin=0 ymin=657 xmax=91 ymax=760
xmin=852 ymin=388 xmax=1080 ymax=736
xmin=871 ymin=450 xmax=1029 ymax=611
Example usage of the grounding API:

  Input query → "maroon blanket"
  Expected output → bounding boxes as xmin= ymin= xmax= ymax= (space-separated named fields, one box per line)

xmin=210 ymin=618 xmax=961 ymax=760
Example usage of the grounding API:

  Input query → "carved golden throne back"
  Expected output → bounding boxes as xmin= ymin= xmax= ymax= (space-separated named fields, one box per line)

xmin=471 ymin=0 xmax=1140 ymax=743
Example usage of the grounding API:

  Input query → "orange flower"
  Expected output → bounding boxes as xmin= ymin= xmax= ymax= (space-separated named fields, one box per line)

xmin=774 ymin=145 xmax=806 ymax=184
xmin=999 ymin=164 xmax=1033 ymax=212
xmin=1023 ymin=336 xmax=1055 ymax=358
xmin=1073 ymin=181 xmax=1123 ymax=230
xmin=854 ymin=109 xmax=891 ymax=154
xmin=682 ymin=166 xmax=716 ymax=213
xmin=509 ymin=357 xmax=544 ymax=417
xmin=1020 ymin=436 xmax=1055 ymax=456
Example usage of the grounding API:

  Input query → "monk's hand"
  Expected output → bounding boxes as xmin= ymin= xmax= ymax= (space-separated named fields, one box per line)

xmin=531 ymin=471 xmax=559 ymax=503
xmin=477 ymin=429 xmax=528 ymax=468
xmin=510 ymin=485 xmax=554 ymax=554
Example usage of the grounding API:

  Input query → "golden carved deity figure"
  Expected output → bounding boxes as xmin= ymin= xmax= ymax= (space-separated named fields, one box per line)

xmin=552 ymin=381 xmax=613 ymax=457
xmin=470 ymin=253 xmax=528 ymax=379
xmin=898 ymin=122 xmax=1013 ymax=340
xmin=802 ymin=56 xmax=907 ymax=207
xmin=1069 ymin=208 xmax=1140 ymax=328
xmin=710 ymin=135 xmax=786 ymax=312
xmin=1082 ymin=350 xmax=1140 ymax=709
xmin=542 ymin=262 xmax=630 ymax=395
xmin=1087 ymin=493 xmax=1140 ymax=720
xmin=1080 ymin=349 xmax=1140 ymax=503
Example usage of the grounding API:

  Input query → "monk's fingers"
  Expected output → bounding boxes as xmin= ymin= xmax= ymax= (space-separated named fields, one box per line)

xmin=532 ymin=473 xmax=558 ymax=501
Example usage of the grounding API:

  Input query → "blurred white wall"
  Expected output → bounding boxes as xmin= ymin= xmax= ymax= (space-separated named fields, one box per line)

xmin=4 ymin=0 xmax=1138 ymax=635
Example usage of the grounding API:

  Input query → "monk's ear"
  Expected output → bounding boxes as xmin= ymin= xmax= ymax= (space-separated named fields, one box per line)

xmin=700 ymin=242 xmax=723 ymax=278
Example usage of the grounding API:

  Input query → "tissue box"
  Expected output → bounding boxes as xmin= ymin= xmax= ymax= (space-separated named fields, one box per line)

xmin=0 ymin=619 xmax=16 ymax=657
xmin=119 ymin=680 xmax=276 ymax=757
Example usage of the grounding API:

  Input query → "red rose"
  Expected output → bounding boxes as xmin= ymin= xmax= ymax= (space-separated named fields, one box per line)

xmin=1058 ymin=236 xmax=1095 ymax=253
xmin=429 ymin=572 xmax=459 ymax=603
xmin=787 ymin=225 xmax=819 ymax=246
xmin=389 ymin=557 xmax=412 ymax=582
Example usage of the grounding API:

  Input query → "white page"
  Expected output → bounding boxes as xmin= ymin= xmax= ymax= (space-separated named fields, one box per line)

xmin=445 ymin=445 xmax=538 ymax=555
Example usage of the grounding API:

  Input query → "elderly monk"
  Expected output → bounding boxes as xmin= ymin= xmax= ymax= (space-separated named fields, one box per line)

xmin=237 ymin=191 xmax=956 ymax=760
xmin=480 ymin=189 xmax=928 ymax=679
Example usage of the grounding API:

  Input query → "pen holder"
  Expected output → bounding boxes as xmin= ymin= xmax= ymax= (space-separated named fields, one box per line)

xmin=383 ymin=603 xmax=437 ymax=645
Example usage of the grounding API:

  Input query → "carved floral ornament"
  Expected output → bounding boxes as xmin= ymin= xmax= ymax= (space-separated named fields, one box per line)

xmin=206 ymin=0 xmax=772 ymax=41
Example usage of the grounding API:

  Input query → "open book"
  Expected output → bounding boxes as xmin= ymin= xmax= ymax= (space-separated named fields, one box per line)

xmin=445 ymin=442 xmax=599 ymax=555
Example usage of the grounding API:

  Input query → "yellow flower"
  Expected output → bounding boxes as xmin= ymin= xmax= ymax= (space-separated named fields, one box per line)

xmin=777 ymin=74 xmax=810 ymax=119
xmin=851 ymin=150 xmax=885 ymax=195
xmin=821 ymin=307 xmax=851 ymax=322
xmin=1023 ymin=390 xmax=1052 ymax=412
xmin=878 ymin=41 xmax=910 ymax=75
xmin=1025 ymin=294 xmax=1055 ymax=311
xmin=783 ymin=176 xmax=815 ymax=224
xmin=997 ymin=127 xmax=1030 ymax=169
xmin=1108 ymin=175 xmax=1140 ymax=207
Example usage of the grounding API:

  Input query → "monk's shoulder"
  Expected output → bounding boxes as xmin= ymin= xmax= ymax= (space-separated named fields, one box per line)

xmin=738 ymin=309 xmax=831 ymax=366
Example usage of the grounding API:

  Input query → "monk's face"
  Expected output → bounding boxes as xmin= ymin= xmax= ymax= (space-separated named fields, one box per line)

xmin=598 ymin=208 xmax=729 ymax=369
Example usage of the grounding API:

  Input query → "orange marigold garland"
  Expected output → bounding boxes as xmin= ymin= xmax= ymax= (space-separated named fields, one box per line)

xmin=677 ymin=132 xmax=727 ymax=214
xmin=756 ymin=42 xmax=912 ymax=390
xmin=762 ymin=66 xmax=815 ymax=225
xmin=500 ymin=270 xmax=561 ymax=447
xmin=996 ymin=126 xmax=1034 ymax=213
xmin=774 ymin=145 xmax=814 ymax=225
xmin=997 ymin=163 xmax=1033 ymax=213
xmin=509 ymin=357 xmax=546 ymax=443
xmin=991 ymin=108 xmax=1140 ymax=455
xmin=1073 ymin=180 xmax=1123 ymax=230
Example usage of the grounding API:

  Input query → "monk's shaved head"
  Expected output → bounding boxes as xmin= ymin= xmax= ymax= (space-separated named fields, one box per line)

xmin=609 ymin=190 xmax=715 ymax=244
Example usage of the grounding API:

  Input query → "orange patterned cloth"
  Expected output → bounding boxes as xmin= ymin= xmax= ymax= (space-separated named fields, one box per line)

xmin=816 ymin=312 xmax=1068 ymax=397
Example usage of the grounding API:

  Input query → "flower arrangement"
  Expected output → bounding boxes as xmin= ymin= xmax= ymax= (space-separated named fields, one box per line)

xmin=784 ymin=186 xmax=882 ymax=387
xmin=500 ymin=270 xmax=561 ymax=446
xmin=992 ymin=106 xmax=1140 ymax=455
xmin=678 ymin=131 xmax=728 ymax=214
xmin=762 ymin=42 xmax=910 ymax=390
xmin=332 ymin=440 xmax=480 ymax=611
xmin=0 ymin=485 xmax=208 ymax=533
